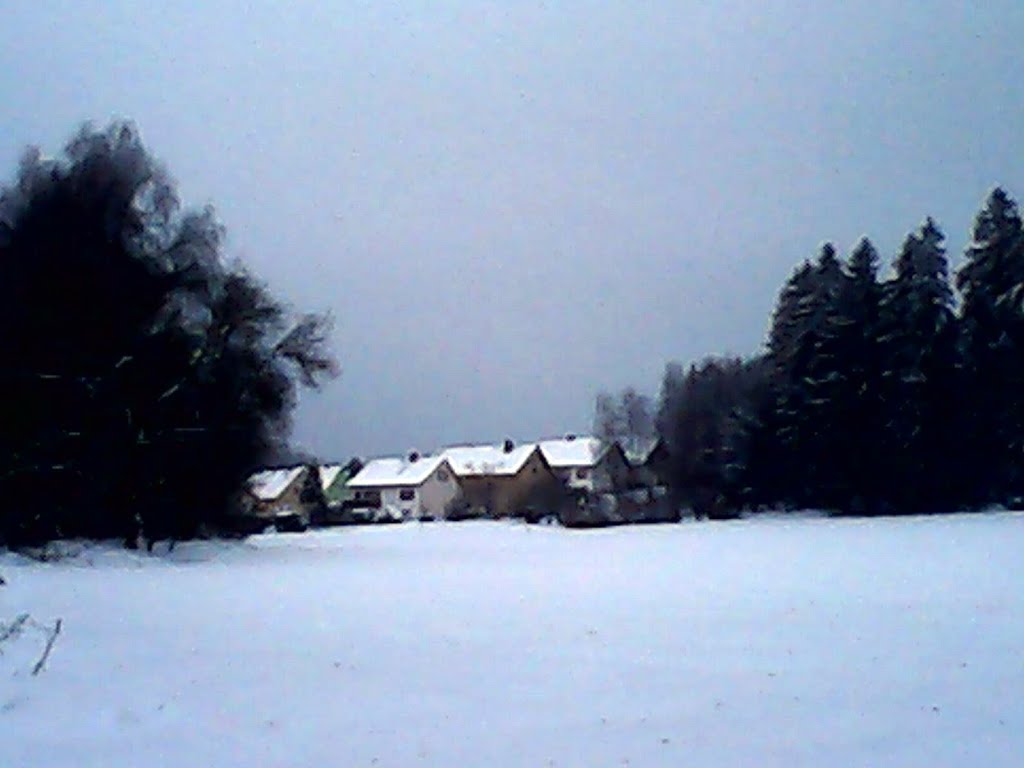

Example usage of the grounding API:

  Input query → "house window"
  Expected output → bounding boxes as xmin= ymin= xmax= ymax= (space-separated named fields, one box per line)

xmin=437 ymin=469 xmax=449 ymax=482
xmin=399 ymin=488 xmax=415 ymax=501
xmin=576 ymin=468 xmax=589 ymax=480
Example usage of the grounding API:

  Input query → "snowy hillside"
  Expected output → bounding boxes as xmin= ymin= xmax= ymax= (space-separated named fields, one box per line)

xmin=2 ymin=514 xmax=1022 ymax=767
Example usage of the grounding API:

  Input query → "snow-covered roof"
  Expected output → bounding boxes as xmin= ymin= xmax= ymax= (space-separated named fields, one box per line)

xmin=248 ymin=467 xmax=305 ymax=501
xmin=348 ymin=455 xmax=450 ymax=488
xmin=319 ymin=464 xmax=343 ymax=491
xmin=538 ymin=437 xmax=607 ymax=468
xmin=622 ymin=437 xmax=663 ymax=466
xmin=441 ymin=443 xmax=538 ymax=477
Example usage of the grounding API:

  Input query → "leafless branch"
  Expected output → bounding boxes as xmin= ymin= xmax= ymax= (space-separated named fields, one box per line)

xmin=31 ymin=618 xmax=62 ymax=676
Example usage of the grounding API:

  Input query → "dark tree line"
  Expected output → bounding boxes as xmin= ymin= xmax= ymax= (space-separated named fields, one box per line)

xmin=615 ymin=188 xmax=1024 ymax=516
xmin=0 ymin=122 xmax=337 ymax=548
xmin=654 ymin=358 xmax=765 ymax=518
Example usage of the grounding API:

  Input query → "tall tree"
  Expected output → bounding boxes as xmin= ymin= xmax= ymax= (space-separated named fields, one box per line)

xmin=766 ymin=261 xmax=815 ymax=378
xmin=877 ymin=218 xmax=959 ymax=512
xmin=594 ymin=387 xmax=655 ymax=452
xmin=761 ymin=260 xmax=814 ymax=507
xmin=827 ymin=237 xmax=885 ymax=512
xmin=767 ymin=244 xmax=844 ymax=508
xmin=0 ymin=122 xmax=337 ymax=547
xmin=656 ymin=357 xmax=760 ymax=518
xmin=594 ymin=391 xmax=622 ymax=443
xmin=717 ymin=355 xmax=771 ymax=510
xmin=957 ymin=188 xmax=1024 ymax=502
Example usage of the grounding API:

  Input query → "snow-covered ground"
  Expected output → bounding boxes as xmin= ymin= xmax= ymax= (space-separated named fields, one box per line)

xmin=2 ymin=513 xmax=1022 ymax=767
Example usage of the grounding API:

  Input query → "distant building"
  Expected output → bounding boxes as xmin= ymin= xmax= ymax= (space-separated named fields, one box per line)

xmin=319 ymin=458 xmax=364 ymax=507
xmin=623 ymin=437 xmax=671 ymax=489
xmin=441 ymin=440 xmax=562 ymax=518
xmin=538 ymin=435 xmax=631 ymax=494
xmin=242 ymin=466 xmax=311 ymax=529
xmin=347 ymin=453 xmax=461 ymax=521
xmin=541 ymin=436 xmax=679 ymax=528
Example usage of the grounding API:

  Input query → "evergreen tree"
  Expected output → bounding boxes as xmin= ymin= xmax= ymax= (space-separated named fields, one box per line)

xmin=762 ymin=260 xmax=815 ymax=506
xmin=656 ymin=362 xmax=688 ymax=511
xmin=957 ymin=188 xmax=1024 ymax=502
xmin=797 ymin=244 xmax=846 ymax=507
xmin=877 ymin=218 xmax=959 ymax=512
xmin=767 ymin=244 xmax=844 ymax=508
xmin=766 ymin=261 xmax=815 ymax=378
xmin=806 ymin=237 xmax=886 ymax=513
xmin=718 ymin=356 xmax=771 ymax=510
xmin=833 ymin=238 xmax=885 ymax=512
xmin=656 ymin=357 xmax=760 ymax=518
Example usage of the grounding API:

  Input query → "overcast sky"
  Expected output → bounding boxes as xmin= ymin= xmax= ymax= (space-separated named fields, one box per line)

xmin=3 ymin=2 xmax=1024 ymax=460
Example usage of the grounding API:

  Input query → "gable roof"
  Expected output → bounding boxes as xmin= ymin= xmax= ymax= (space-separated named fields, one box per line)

xmin=247 ymin=467 xmax=305 ymax=501
xmin=318 ymin=464 xmax=343 ymax=491
xmin=441 ymin=443 xmax=540 ymax=477
xmin=537 ymin=436 xmax=607 ymax=469
xmin=622 ymin=436 xmax=665 ymax=467
xmin=348 ymin=455 xmax=451 ymax=488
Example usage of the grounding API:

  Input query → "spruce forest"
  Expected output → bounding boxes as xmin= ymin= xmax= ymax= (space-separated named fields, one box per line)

xmin=636 ymin=188 xmax=1024 ymax=518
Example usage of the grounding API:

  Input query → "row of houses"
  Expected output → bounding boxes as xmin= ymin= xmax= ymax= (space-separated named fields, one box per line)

xmin=241 ymin=435 xmax=673 ymax=530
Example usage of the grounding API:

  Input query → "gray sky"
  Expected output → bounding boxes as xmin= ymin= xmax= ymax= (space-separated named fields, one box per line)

xmin=3 ymin=1 xmax=1024 ymax=460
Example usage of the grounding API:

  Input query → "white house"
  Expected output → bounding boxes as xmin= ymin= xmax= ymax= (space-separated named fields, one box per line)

xmin=537 ymin=436 xmax=631 ymax=494
xmin=347 ymin=453 xmax=461 ymax=521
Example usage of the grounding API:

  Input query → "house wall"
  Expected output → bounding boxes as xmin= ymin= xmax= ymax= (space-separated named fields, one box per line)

xmin=551 ymin=466 xmax=580 ymax=492
xmin=594 ymin=446 xmax=631 ymax=492
xmin=350 ymin=488 xmax=381 ymax=508
xmin=555 ymin=447 xmax=631 ymax=495
xmin=376 ymin=462 xmax=462 ymax=521
xmin=458 ymin=451 xmax=561 ymax=517
xmin=381 ymin=486 xmax=417 ymax=520
xmin=251 ymin=473 xmax=308 ymax=521
xmin=643 ymin=450 xmax=673 ymax=489
xmin=627 ymin=443 xmax=672 ymax=490
xmin=629 ymin=464 xmax=659 ymax=489
xmin=418 ymin=462 xmax=462 ymax=519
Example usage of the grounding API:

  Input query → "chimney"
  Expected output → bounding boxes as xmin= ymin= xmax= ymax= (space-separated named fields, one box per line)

xmin=503 ymin=439 xmax=515 ymax=454
xmin=408 ymin=450 xmax=420 ymax=463
xmin=564 ymin=433 xmax=577 ymax=442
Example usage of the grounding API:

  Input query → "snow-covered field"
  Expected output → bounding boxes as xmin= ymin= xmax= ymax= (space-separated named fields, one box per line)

xmin=2 ymin=514 xmax=1022 ymax=767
